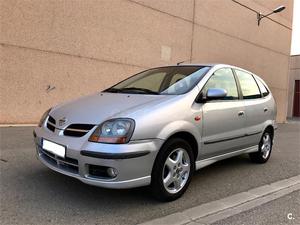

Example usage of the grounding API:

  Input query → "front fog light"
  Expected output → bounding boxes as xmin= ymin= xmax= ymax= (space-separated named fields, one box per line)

xmin=107 ymin=167 xmax=118 ymax=178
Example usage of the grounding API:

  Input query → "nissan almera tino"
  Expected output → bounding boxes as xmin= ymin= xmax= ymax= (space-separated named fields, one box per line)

xmin=34 ymin=64 xmax=276 ymax=201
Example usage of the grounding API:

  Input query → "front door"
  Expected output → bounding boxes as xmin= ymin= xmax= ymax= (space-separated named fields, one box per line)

xmin=200 ymin=68 xmax=246 ymax=159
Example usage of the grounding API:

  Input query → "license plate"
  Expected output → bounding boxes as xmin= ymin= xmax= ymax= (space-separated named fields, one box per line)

xmin=42 ymin=139 xmax=66 ymax=158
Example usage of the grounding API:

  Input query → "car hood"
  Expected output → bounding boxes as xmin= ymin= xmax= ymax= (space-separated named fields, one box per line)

xmin=50 ymin=92 xmax=172 ymax=126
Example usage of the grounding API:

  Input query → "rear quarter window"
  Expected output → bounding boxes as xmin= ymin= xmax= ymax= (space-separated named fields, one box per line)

xmin=255 ymin=77 xmax=270 ymax=97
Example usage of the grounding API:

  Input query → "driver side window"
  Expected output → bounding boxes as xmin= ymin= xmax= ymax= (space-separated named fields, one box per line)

xmin=202 ymin=68 xmax=239 ymax=100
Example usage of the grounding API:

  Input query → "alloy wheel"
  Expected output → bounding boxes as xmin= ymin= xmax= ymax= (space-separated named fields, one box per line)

xmin=162 ymin=148 xmax=191 ymax=194
xmin=261 ymin=133 xmax=271 ymax=159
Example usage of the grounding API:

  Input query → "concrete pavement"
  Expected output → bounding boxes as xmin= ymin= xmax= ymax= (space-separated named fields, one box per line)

xmin=0 ymin=123 xmax=299 ymax=224
xmin=140 ymin=175 xmax=300 ymax=225
xmin=211 ymin=190 xmax=300 ymax=225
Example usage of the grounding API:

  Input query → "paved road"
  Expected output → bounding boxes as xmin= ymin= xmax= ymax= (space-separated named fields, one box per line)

xmin=212 ymin=190 xmax=300 ymax=225
xmin=0 ymin=123 xmax=299 ymax=225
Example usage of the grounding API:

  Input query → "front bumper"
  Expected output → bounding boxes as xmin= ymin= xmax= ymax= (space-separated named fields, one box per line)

xmin=33 ymin=127 xmax=164 ymax=189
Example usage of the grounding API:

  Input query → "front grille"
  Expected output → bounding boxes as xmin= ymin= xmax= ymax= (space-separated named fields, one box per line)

xmin=64 ymin=124 xmax=95 ymax=137
xmin=39 ymin=148 xmax=79 ymax=174
xmin=46 ymin=116 xmax=56 ymax=132
xmin=48 ymin=116 xmax=56 ymax=124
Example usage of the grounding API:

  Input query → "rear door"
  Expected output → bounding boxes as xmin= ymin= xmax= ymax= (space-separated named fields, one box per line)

xmin=200 ymin=68 xmax=246 ymax=158
xmin=234 ymin=70 xmax=267 ymax=147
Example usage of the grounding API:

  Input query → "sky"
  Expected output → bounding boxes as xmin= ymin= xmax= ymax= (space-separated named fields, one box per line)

xmin=291 ymin=0 xmax=300 ymax=55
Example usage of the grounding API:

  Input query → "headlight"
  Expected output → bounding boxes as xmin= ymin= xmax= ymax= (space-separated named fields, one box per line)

xmin=89 ymin=118 xmax=135 ymax=144
xmin=38 ymin=108 xmax=52 ymax=127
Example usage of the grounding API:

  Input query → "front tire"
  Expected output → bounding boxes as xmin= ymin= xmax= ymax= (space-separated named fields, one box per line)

xmin=249 ymin=131 xmax=273 ymax=163
xmin=151 ymin=138 xmax=195 ymax=201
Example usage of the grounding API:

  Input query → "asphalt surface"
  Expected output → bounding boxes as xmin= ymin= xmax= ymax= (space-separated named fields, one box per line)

xmin=0 ymin=123 xmax=299 ymax=225
xmin=212 ymin=190 xmax=300 ymax=225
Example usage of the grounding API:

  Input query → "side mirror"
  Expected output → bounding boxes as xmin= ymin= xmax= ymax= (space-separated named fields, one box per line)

xmin=206 ymin=88 xmax=227 ymax=100
xmin=195 ymin=88 xmax=227 ymax=103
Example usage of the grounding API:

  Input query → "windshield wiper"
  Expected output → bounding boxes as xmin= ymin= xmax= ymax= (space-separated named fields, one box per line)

xmin=120 ymin=87 xmax=159 ymax=95
xmin=104 ymin=87 xmax=159 ymax=95
xmin=103 ymin=88 xmax=122 ymax=93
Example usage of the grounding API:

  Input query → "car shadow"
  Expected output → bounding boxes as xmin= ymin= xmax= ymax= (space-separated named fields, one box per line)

xmin=4 ymin=152 xmax=275 ymax=225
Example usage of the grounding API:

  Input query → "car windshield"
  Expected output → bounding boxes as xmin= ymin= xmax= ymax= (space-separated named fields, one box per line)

xmin=104 ymin=66 xmax=211 ymax=95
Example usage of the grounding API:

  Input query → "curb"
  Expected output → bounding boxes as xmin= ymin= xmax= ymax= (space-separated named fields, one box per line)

xmin=139 ymin=175 xmax=300 ymax=225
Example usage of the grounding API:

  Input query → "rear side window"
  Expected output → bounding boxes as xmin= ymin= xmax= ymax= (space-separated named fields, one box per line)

xmin=235 ymin=70 xmax=261 ymax=99
xmin=202 ymin=68 xmax=239 ymax=100
xmin=255 ymin=78 xmax=269 ymax=97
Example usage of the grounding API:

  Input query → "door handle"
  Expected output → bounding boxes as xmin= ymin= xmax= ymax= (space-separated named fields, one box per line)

xmin=264 ymin=107 xmax=268 ymax=112
xmin=238 ymin=111 xmax=245 ymax=116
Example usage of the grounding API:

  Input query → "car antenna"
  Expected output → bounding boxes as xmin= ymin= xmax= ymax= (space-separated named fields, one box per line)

xmin=176 ymin=59 xmax=193 ymax=65
xmin=177 ymin=61 xmax=185 ymax=65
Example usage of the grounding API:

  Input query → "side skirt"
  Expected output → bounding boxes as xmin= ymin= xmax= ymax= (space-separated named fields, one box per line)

xmin=195 ymin=145 xmax=259 ymax=170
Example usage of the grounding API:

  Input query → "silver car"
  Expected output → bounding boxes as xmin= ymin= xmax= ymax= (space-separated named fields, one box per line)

xmin=33 ymin=64 xmax=277 ymax=201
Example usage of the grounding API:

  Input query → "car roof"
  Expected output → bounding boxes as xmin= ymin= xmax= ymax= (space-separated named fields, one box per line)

xmin=152 ymin=63 xmax=259 ymax=79
xmin=160 ymin=63 xmax=247 ymax=69
xmin=158 ymin=63 xmax=217 ymax=67
xmin=165 ymin=63 xmax=255 ymax=74
xmin=173 ymin=63 xmax=236 ymax=68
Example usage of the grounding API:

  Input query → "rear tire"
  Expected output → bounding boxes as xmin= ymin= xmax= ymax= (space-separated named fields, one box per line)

xmin=151 ymin=138 xmax=195 ymax=201
xmin=249 ymin=131 xmax=273 ymax=163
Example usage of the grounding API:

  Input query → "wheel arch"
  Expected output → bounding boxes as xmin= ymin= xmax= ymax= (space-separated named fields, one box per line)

xmin=159 ymin=131 xmax=199 ymax=161
xmin=264 ymin=124 xmax=275 ymax=139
